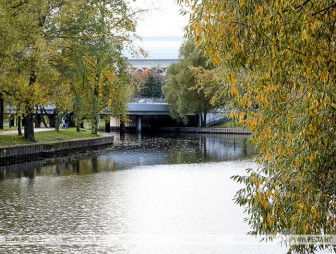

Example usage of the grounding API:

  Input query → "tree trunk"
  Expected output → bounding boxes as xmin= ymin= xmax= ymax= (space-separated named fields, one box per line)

xmin=24 ymin=71 xmax=36 ymax=141
xmin=91 ymin=59 xmax=101 ymax=135
xmin=91 ymin=83 xmax=99 ymax=134
xmin=24 ymin=111 xmax=35 ymax=141
xmin=40 ymin=106 xmax=48 ymax=128
xmin=0 ymin=94 xmax=4 ymax=129
xmin=69 ymin=113 xmax=75 ymax=127
xmin=74 ymin=113 xmax=81 ymax=132
xmin=120 ymin=121 xmax=125 ymax=134
xmin=105 ymin=116 xmax=111 ymax=133
xmin=54 ymin=108 xmax=60 ymax=132
xmin=18 ymin=115 xmax=22 ymax=136
xmin=92 ymin=113 xmax=99 ymax=135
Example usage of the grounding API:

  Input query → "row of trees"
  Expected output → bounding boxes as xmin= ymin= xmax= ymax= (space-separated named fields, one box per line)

xmin=0 ymin=0 xmax=141 ymax=140
xmin=178 ymin=0 xmax=335 ymax=253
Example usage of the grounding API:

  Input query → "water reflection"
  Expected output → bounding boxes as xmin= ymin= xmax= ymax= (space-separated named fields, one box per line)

xmin=0 ymin=134 xmax=300 ymax=254
xmin=0 ymin=133 xmax=254 ymax=180
xmin=0 ymin=160 xmax=290 ymax=254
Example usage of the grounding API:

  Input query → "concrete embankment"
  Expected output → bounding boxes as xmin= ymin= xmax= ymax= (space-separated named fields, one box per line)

xmin=156 ymin=127 xmax=252 ymax=134
xmin=0 ymin=136 xmax=114 ymax=165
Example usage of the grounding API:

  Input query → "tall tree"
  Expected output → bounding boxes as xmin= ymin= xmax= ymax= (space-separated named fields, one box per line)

xmin=0 ymin=0 xmax=140 ymax=137
xmin=0 ymin=3 xmax=11 ymax=130
xmin=163 ymin=39 xmax=214 ymax=126
xmin=178 ymin=0 xmax=336 ymax=253
xmin=140 ymin=74 xmax=163 ymax=98
xmin=0 ymin=0 xmax=53 ymax=141
xmin=46 ymin=0 xmax=138 ymax=134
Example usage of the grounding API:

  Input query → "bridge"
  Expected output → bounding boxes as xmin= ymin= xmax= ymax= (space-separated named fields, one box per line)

xmin=4 ymin=101 xmax=173 ymax=133
xmin=4 ymin=102 xmax=226 ymax=132
xmin=123 ymin=58 xmax=178 ymax=131
xmin=122 ymin=100 xmax=225 ymax=132
xmin=126 ymin=100 xmax=170 ymax=132
xmin=3 ymin=59 xmax=225 ymax=131
xmin=128 ymin=101 xmax=169 ymax=115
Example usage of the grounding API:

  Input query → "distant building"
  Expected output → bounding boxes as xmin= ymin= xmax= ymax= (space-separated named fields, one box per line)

xmin=125 ymin=36 xmax=183 ymax=74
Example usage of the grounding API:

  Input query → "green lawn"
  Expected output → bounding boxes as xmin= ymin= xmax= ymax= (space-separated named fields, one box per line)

xmin=0 ymin=128 xmax=101 ymax=147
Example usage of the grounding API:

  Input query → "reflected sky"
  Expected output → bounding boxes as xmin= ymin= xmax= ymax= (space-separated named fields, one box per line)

xmin=0 ymin=133 xmax=294 ymax=254
xmin=0 ymin=133 xmax=329 ymax=253
xmin=0 ymin=160 xmax=291 ymax=254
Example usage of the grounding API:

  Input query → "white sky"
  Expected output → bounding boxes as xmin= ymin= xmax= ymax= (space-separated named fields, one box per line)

xmin=130 ymin=0 xmax=189 ymax=37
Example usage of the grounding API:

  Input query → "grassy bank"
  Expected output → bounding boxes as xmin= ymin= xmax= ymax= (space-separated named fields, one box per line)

xmin=0 ymin=128 xmax=100 ymax=147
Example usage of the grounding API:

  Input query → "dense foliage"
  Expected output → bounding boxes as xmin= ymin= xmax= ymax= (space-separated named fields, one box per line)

xmin=163 ymin=39 xmax=215 ymax=126
xmin=140 ymin=74 xmax=163 ymax=98
xmin=0 ymin=0 xmax=139 ymax=138
xmin=178 ymin=0 xmax=336 ymax=253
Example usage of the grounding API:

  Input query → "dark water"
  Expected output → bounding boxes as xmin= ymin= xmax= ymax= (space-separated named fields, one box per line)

xmin=0 ymin=133 xmax=294 ymax=253
xmin=0 ymin=133 xmax=253 ymax=180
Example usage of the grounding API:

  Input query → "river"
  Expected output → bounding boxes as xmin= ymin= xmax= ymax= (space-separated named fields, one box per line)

xmin=0 ymin=133 xmax=322 ymax=253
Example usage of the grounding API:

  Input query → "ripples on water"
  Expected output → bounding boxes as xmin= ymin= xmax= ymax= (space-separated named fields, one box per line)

xmin=0 ymin=133 xmax=294 ymax=253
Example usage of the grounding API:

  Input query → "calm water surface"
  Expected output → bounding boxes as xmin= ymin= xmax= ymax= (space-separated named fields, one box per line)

xmin=0 ymin=133 xmax=302 ymax=253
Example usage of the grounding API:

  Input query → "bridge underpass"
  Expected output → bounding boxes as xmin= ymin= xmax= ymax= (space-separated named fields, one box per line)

xmin=127 ymin=102 xmax=170 ymax=132
xmin=4 ymin=102 xmax=225 ymax=133
xmin=111 ymin=102 xmax=199 ymax=133
xmin=4 ymin=100 xmax=226 ymax=133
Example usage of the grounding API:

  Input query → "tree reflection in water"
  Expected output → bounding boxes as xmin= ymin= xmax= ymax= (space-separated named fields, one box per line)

xmin=0 ymin=133 xmax=254 ymax=180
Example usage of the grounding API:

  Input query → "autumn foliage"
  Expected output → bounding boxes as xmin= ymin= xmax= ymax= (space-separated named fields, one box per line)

xmin=0 ymin=0 xmax=139 ymax=138
xmin=178 ymin=0 xmax=336 ymax=253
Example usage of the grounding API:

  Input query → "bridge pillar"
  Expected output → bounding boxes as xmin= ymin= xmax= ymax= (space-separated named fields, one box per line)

xmin=136 ymin=115 xmax=142 ymax=133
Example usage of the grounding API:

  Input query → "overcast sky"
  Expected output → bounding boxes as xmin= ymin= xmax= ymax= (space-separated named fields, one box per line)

xmin=130 ymin=0 xmax=189 ymax=37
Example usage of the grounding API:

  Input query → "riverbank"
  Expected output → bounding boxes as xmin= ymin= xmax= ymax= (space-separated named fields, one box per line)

xmin=0 ymin=134 xmax=114 ymax=165
xmin=0 ymin=128 xmax=107 ymax=146
xmin=0 ymin=127 xmax=251 ymax=165
xmin=0 ymin=133 xmax=254 ymax=178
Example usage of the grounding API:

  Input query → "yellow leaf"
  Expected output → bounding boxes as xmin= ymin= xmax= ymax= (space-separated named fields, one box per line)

xmin=257 ymin=5 xmax=263 ymax=15
xmin=213 ymin=55 xmax=220 ymax=64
